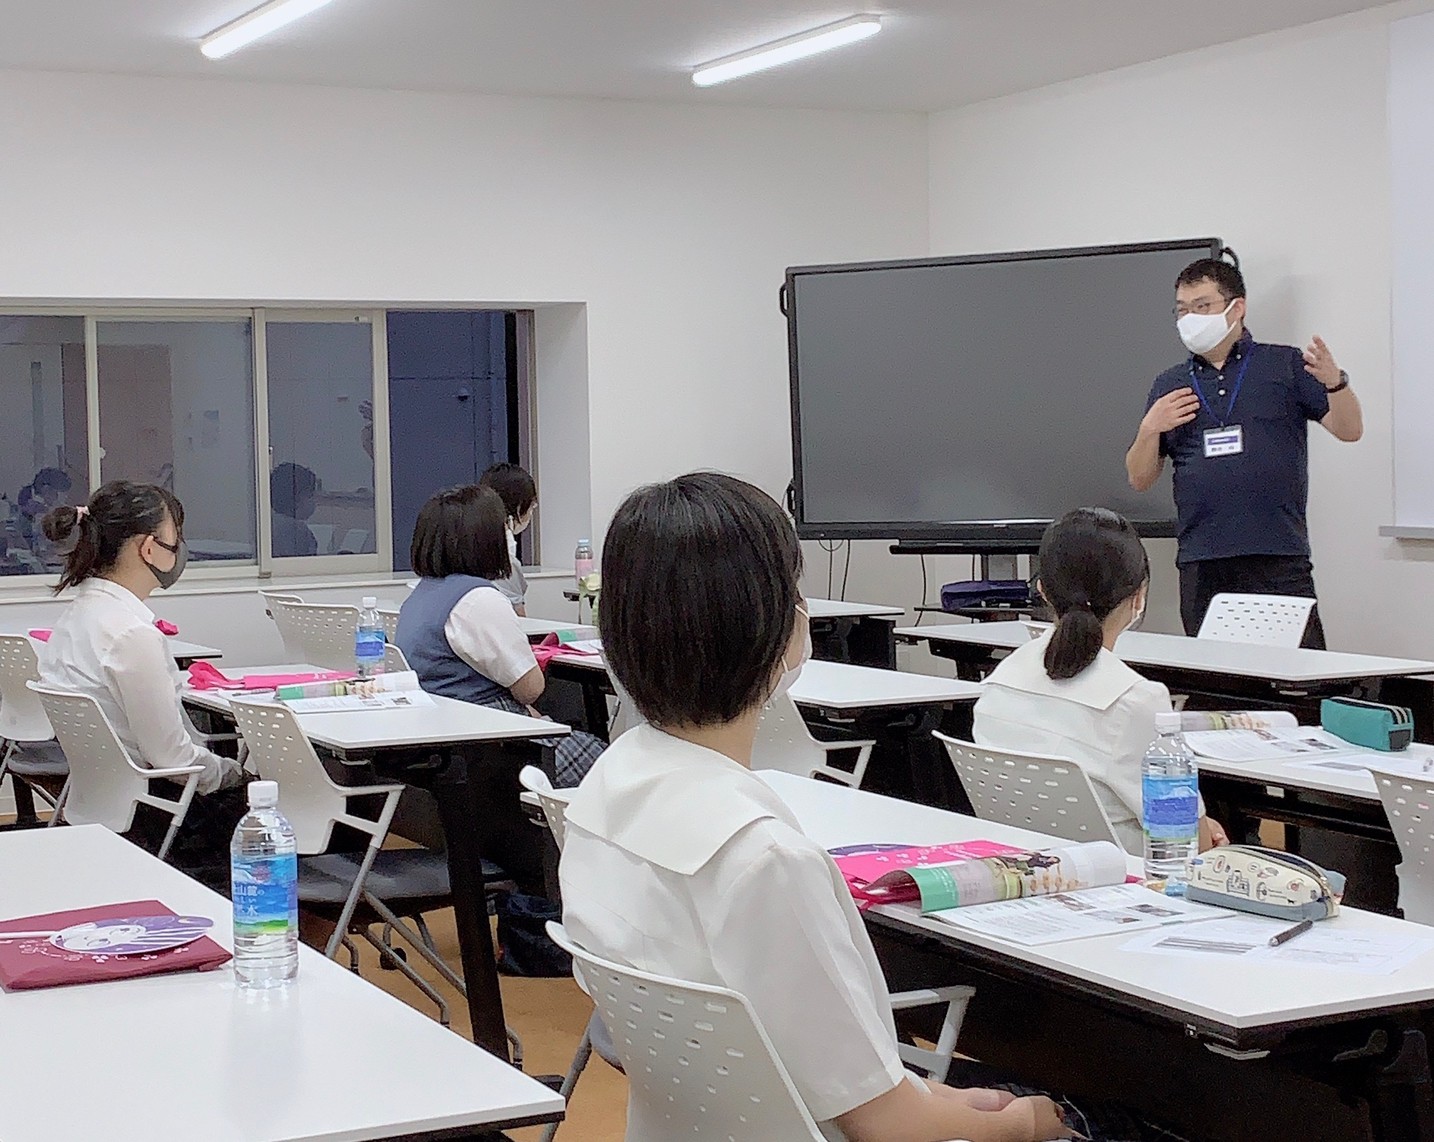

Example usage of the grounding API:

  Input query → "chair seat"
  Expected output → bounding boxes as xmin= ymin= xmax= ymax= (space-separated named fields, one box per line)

xmin=300 ymin=850 xmax=453 ymax=906
xmin=4 ymin=740 xmax=68 ymax=778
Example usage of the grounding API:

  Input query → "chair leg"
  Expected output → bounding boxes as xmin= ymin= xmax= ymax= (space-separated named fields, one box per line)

xmin=539 ymin=1030 xmax=593 ymax=1142
xmin=322 ymin=842 xmax=385 ymax=960
xmin=357 ymin=925 xmax=451 ymax=1026
xmin=340 ymin=935 xmax=361 ymax=972
xmin=364 ymin=894 xmax=467 ymax=995
xmin=46 ymin=778 xmax=69 ymax=827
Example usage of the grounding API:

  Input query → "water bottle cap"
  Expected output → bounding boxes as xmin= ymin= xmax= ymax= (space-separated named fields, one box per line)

xmin=577 ymin=539 xmax=590 ymax=546
xmin=247 ymin=780 xmax=279 ymax=809
xmin=361 ymin=596 xmax=378 ymax=608
xmin=1155 ymin=712 xmax=1181 ymax=732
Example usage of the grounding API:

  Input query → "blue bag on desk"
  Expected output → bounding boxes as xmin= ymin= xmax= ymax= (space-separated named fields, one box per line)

xmin=1321 ymin=697 xmax=1414 ymax=752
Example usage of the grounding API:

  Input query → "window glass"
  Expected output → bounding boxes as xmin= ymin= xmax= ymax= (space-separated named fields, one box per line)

xmin=0 ymin=316 xmax=89 ymax=576
xmin=96 ymin=320 xmax=256 ymax=562
xmin=265 ymin=321 xmax=376 ymax=559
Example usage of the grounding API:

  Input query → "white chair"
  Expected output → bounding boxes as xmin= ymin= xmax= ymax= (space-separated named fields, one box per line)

xmin=258 ymin=589 xmax=303 ymax=619
xmin=549 ymin=922 xmax=973 ymax=1141
xmin=29 ymin=683 xmax=203 ymax=861
xmin=383 ymin=642 xmax=410 ymax=673
xmin=519 ymin=764 xmax=573 ymax=852
xmin=0 ymin=635 xmax=67 ymax=824
xmin=267 ymin=599 xmax=361 ymax=671
xmin=752 ymin=691 xmax=875 ymax=788
xmin=1197 ymin=593 xmax=1316 ymax=647
xmin=228 ymin=698 xmax=467 ymax=1028
xmin=1374 ymin=772 xmax=1434 ymax=924
xmin=936 ymin=732 xmax=1120 ymax=848
xmin=379 ymin=608 xmax=399 ymax=643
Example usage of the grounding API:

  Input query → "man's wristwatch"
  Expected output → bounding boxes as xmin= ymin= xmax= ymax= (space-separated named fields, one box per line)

xmin=1327 ymin=370 xmax=1350 ymax=394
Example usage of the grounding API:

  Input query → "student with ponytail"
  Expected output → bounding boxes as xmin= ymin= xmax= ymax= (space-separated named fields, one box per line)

xmin=37 ymin=481 xmax=247 ymax=887
xmin=974 ymin=508 xmax=1227 ymax=854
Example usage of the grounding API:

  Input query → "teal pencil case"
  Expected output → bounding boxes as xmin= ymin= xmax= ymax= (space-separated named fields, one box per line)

xmin=1320 ymin=696 xmax=1413 ymax=752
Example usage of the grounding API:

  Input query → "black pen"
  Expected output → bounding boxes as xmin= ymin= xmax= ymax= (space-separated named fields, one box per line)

xmin=1268 ymin=919 xmax=1314 ymax=947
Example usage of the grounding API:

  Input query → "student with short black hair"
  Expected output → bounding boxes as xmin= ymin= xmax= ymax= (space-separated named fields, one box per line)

xmin=394 ymin=484 xmax=601 ymax=786
xmin=975 ymin=508 xmax=1227 ymax=854
xmin=561 ymin=472 xmax=1088 ymax=1142
xmin=270 ymin=461 xmax=321 ymax=558
xmin=479 ymin=461 xmax=537 ymax=614
xmin=37 ymin=481 xmax=248 ymax=887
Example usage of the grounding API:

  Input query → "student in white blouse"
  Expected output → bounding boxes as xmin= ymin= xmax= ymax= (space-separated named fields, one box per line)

xmin=37 ymin=481 xmax=246 ymax=886
xmin=974 ymin=508 xmax=1228 ymax=854
xmin=479 ymin=462 xmax=537 ymax=615
xmin=560 ymin=473 xmax=1075 ymax=1142
xmin=393 ymin=484 xmax=603 ymax=787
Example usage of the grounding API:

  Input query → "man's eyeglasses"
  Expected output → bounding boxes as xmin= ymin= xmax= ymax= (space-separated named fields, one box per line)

xmin=1173 ymin=296 xmax=1232 ymax=319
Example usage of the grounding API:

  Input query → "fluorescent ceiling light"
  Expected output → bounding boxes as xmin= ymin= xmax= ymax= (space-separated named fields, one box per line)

xmin=692 ymin=15 xmax=882 ymax=88
xmin=201 ymin=0 xmax=340 ymax=60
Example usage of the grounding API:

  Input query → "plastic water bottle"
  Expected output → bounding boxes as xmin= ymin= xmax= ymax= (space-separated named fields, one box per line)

xmin=574 ymin=540 xmax=595 ymax=586
xmin=355 ymin=595 xmax=385 ymax=678
xmin=1142 ymin=712 xmax=1200 ymax=893
xmin=231 ymin=780 xmax=299 ymax=989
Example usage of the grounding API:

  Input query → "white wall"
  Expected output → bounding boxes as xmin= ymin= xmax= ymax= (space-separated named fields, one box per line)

xmin=0 ymin=68 xmax=927 ymax=552
xmin=924 ymin=4 xmax=1434 ymax=656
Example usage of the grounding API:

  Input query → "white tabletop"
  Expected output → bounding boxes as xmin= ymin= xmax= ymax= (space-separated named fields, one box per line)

xmin=0 ymin=826 xmax=564 ymax=1142
xmin=760 ymin=770 xmax=1434 ymax=1031
xmin=1193 ymin=741 xmax=1434 ymax=804
xmin=900 ymin=623 xmax=1434 ymax=685
xmin=545 ymin=652 xmax=980 ymax=711
xmin=805 ymin=598 xmax=906 ymax=620
xmin=183 ymin=665 xmax=565 ymax=753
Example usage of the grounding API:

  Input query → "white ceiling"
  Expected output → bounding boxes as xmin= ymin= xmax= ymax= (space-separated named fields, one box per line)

xmin=0 ymin=0 xmax=1396 ymax=112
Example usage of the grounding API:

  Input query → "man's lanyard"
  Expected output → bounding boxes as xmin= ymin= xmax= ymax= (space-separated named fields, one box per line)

xmin=1188 ymin=349 xmax=1252 ymax=428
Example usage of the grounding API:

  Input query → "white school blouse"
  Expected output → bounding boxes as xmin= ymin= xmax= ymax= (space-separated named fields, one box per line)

xmin=973 ymin=631 xmax=1173 ymax=854
xmin=560 ymin=724 xmax=907 ymax=1140
xmin=38 ymin=578 xmax=240 ymax=795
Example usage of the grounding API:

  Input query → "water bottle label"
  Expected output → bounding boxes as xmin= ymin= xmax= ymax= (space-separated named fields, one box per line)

xmin=1142 ymin=773 xmax=1199 ymax=840
xmin=233 ymin=854 xmax=299 ymax=937
xmin=355 ymin=629 xmax=384 ymax=660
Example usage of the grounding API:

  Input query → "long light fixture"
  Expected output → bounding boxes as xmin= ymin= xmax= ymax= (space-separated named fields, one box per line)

xmin=200 ymin=0 xmax=341 ymax=60
xmin=692 ymin=15 xmax=882 ymax=88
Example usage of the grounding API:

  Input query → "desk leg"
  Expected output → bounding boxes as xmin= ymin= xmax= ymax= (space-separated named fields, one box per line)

xmin=8 ymin=777 xmax=40 ymax=827
xmin=429 ymin=741 xmax=516 ymax=1062
xmin=1364 ymin=1029 xmax=1434 ymax=1142
xmin=580 ymin=678 xmax=611 ymax=741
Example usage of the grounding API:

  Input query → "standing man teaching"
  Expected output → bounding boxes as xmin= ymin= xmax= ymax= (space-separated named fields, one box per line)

xmin=1125 ymin=257 xmax=1363 ymax=648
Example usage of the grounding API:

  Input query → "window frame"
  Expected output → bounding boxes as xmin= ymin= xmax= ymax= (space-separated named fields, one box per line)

xmin=0 ymin=303 xmax=422 ymax=594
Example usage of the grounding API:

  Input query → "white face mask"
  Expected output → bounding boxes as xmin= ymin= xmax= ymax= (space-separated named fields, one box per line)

xmin=1127 ymin=593 xmax=1146 ymax=633
xmin=769 ymin=605 xmax=812 ymax=704
xmin=1176 ymin=300 xmax=1236 ymax=355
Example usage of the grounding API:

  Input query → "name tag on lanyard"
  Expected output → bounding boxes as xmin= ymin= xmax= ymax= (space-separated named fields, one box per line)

xmin=1203 ymin=425 xmax=1244 ymax=458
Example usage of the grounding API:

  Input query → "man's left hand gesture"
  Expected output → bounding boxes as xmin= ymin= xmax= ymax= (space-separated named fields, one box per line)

xmin=1303 ymin=335 xmax=1343 ymax=391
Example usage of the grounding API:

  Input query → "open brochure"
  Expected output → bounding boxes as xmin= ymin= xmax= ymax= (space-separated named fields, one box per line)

xmin=277 ymin=670 xmax=435 ymax=714
xmin=831 ymin=841 xmax=1026 ymax=911
xmin=1183 ymin=726 xmax=1350 ymax=764
xmin=1177 ymin=710 xmax=1297 ymax=732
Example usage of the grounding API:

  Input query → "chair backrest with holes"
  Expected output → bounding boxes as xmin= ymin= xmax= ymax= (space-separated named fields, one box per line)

xmin=1197 ymin=593 xmax=1316 ymax=647
xmin=547 ymin=923 xmax=826 ymax=1142
xmin=937 ymin=732 xmax=1120 ymax=847
xmin=29 ymin=685 xmax=153 ymax=833
xmin=383 ymin=642 xmax=410 ymax=673
xmin=0 ymin=634 xmax=53 ymax=743
xmin=1375 ymin=772 xmax=1434 ymax=925
xmin=519 ymin=765 xmax=572 ymax=850
xmin=379 ymin=608 xmax=399 ymax=643
xmin=259 ymin=590 xmax=303 ymax=619
xmin=750 ymin=693 xmax=824 ymax=779
xmin=269 ymin=600 xmax=361 ymax=671
xmin=228 ymin=698 xmax=357 ymax=854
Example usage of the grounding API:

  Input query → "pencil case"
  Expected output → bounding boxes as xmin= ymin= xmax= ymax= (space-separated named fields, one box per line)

xmin=1184 ymin=845 xmax=1344 ymax=921
xmin=1321 ymin=696 xmax=1413 ymax=752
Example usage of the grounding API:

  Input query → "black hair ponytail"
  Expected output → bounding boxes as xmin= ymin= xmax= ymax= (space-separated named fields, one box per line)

xmin=1039 ymin=508 xmax=1149 ymax=681
xmin=44 ymin=481 xmax=183 ymax=594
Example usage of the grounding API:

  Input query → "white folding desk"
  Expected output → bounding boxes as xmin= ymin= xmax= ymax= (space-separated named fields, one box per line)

xmin=516 ymin=616 xmax=596 ymax=641
xmin=0 ymin=826 xmax=563 ymax=1142
xmin=184 ymin=667 xmax=565 ymax=1062
xmin=806 ymin=597 xmax=905 ymax=669
xmin=901 ymin=622 xmax=1434 ymax=688
xmin=789 ymin=658 xmax=981 ymax=711
xmin=761 ymin=771 xmax=1434 ymax=1142
xmin=21 ymin=631 xmax=221 ymax=668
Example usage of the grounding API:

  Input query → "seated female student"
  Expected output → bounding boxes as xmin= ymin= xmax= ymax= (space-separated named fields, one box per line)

xmin=478 ymin=462 xmax=537 ymax=615
xmin=560 ymin=473 xmax=1198 ymax=1142
xmin=38 ymin=481 xmax=247 ymax=887
xmin=974 ymin=507 xmax=1227 ymax=854
xmin=394 ymin=484 xmax=602 ymax=787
